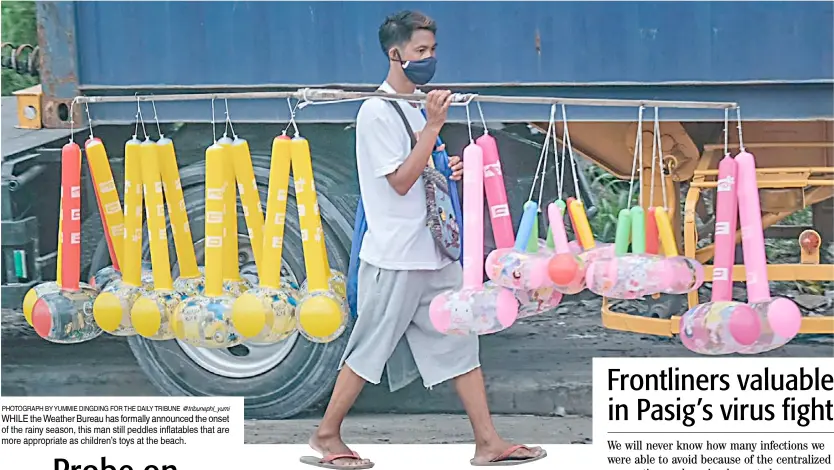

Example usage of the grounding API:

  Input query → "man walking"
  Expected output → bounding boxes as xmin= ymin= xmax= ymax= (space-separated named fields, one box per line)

xmin=301 ymin=10 xmax=547 ymax=468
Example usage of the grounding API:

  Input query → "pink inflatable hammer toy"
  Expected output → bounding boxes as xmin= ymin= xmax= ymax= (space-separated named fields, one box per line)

xmin=429 ymin=142 xmax=518 ymax=335
xmin=485 ymin=201 xmax=550 ymax=291
xmin=734 ymin=150 xmax=802 ymax=353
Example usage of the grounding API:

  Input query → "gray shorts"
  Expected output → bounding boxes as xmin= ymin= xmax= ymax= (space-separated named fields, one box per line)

xmin=340 ymin=260 xmax=480 ymax=392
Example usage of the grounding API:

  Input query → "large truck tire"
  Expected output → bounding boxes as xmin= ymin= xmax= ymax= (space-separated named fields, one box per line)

xmin=87 ymin=155 xmax=355 ymax=420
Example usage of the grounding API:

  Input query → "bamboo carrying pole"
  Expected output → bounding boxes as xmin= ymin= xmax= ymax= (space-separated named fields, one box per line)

xmin=74 ymin=88 xmax=738 ymax=110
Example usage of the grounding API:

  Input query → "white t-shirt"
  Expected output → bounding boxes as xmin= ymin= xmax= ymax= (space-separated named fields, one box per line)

xmin=355 ymin=82 xmax=451 ymax=271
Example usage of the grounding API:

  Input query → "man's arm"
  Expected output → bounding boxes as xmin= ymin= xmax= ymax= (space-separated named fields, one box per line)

xmin=384 ymin=90 xmax=453 ymax=196
xmin=384 ymin=123 xmax=440 ymax=196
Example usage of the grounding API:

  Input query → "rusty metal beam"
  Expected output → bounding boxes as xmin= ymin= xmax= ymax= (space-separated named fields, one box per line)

xmin=36 ymin=1 xmax=82 ymax=129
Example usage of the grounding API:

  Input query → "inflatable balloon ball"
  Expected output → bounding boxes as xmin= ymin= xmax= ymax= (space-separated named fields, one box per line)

xmin=31 ymin=284 xmax=102 ymax=344
xmin=680 ymin=301 xmax=761 ymax=355
xmin=585 ymin=254 xmax=703 ymax=299
xmin=547 ymin=252 xmax=586 ymax=292
xmin=23 ymin=282 xmax=61 ymax=328
xmin=296 ymin=269 xmax=349 ymax=343
xmin=131 ymin=290 xmax=186 ymax=341
xmin=171 ymin=295 xmax=241 ymax=348
xmin=232 ymin=283 xmax=299 ymax=343
xmin=738 ymin=298 xmax=803 ymax=355
xmin=429 ymin=283 xmax=518 ymax=335
xmin=485 ymin=249 xmax=551 ymax=292
xmin=296 ymin=289 xmax=348 ymax=343
xmin=92 ymin=279 xmax=146 ymax=336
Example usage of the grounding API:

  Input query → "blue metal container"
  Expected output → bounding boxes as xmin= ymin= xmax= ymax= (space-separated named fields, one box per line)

xmin=39 ymin=1 xmax=834 ymax=125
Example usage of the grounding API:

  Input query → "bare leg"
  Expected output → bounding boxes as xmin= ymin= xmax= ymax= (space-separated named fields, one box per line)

xmin=454 ymin=367 xmax=544 ymax=463
xmin=308 ymin=365 xmax=371 ymax=467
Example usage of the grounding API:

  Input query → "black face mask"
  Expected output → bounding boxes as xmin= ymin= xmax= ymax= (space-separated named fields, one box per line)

xmin=392 ymin=50 xmax=437 ymax=86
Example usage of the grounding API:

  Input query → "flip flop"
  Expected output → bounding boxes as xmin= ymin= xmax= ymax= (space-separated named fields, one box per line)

xmin=299 ymin=452 xmax=375 ymax=469
xmin=470 ymin=445 xmax=548 ymax=466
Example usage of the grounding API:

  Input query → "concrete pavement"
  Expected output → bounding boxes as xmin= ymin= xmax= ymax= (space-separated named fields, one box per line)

xmin=244 ymin=414 xmax=592 ymax=445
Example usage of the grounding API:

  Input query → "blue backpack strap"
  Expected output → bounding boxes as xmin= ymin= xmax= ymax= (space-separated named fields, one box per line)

xmin=422 ymin=109 xmax=464 ymax=265
xmin=346 ymin=198 xmax=366 ymax=318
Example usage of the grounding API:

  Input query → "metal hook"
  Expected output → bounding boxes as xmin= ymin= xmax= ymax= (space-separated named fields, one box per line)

xmin=68 ymin=97 xmax=77 ymax=144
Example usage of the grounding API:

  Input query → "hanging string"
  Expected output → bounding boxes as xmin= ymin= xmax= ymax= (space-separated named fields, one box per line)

xmin=68 ymin=97 xmax=78 ymax=144
xmin=536 ymin=110 xmax=554 ymax=207
xmin=528 ymin=104 xmax=556 ymax=202
xmin=135 ymin=94 xmax=148 ymax=140
xmin=735 ymin=106 xmax=745 ymax=152
xmin=283 ymin=97 xmax=301 ymax=137
xmin=553 ymin=105 xmax=564 ymax=200
xmin=643 ymin=108 xmax=660 ymax=208
xmin=626 ymin=106 xmax=645 ymax=208
xmin=723 ymin=107 xmax=729 ymax=157
xmin=655 ymin=110 xmax=669 ymax=210
xmin=210 ymin=96 xmax=217 ymax=143
xmin=475 ymin=101 xmax=489 ymax=135
xmin=649 ymin=108 xmax=660 ymax=206
xmin=84 ymin=100 xmax=95 ymax=140
xmin=223 ymin=98 xmax=238 ymax=139
xmin=561 ymin=104 xmax=583 ymax=205
xmin=465 ymin=103 xmax=474 ymax=143
xmin=150 ymin=96 xmax=164 ymax=139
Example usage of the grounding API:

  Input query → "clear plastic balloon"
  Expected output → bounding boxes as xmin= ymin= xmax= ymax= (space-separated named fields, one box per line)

xmin=430 ymin=283 xmax=518 ymax=335
xmin=131 ymin=290 xmax=185 ymax=341
xmin=31 ymin=284 xmax=102 ymax=344
xmin=93 ymin=279 xmax=145 ymax=336
xmin=513 ymin=284 xmax=563 ymax=319
xmin=23 ymin=282 xmax=61 ymax=327
xmin=171 ymin=295 xmax=241 ymax=348
xmin=679 ymin=301 xmax=762 ymax=355
xmin=485 ymin=249 xmax=550 ymax=291
xmin=577 ymin=242 xmax=615 ymax=264
xmin=586 ymin=254 xmax=704 ymax=299
xmin=738 ymin=298 xmax=803 ymax=354
xmin=222 ymin=278 xmax=253 ymax=297
xmin=174 ymin=274 xmax=207 ymax=297
xmin=485 ymin=201 xmax=548 ymax=292
xmin=232 ymin=282 xmax=299 ymax=343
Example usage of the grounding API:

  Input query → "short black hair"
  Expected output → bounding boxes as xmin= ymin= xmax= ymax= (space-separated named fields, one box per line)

xmin=378 ymin=10 xmax=437 ymax=55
